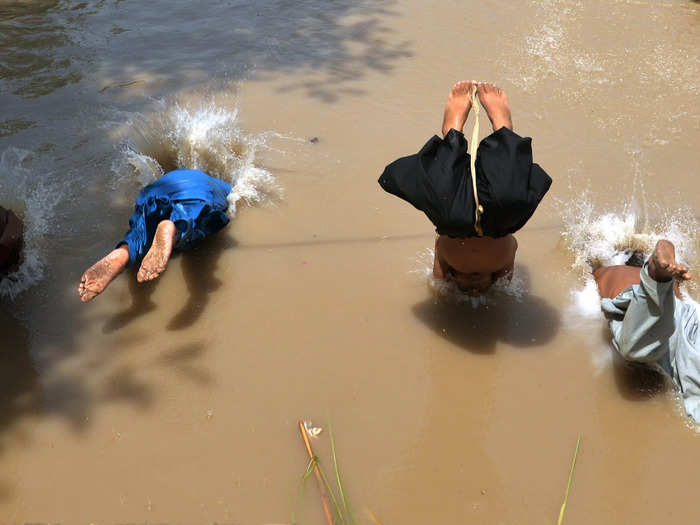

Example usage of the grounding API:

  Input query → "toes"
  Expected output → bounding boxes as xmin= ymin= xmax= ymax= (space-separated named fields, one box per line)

xmin=137 ymin=267 xmax=163 ymax=283
xmin=451 ymin=81 xmax=474 ymax=96
xmin=79 ymin=287 xmax=96 ymax=303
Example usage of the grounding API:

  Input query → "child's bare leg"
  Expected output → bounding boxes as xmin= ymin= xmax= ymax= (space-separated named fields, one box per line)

xmin=137 ymin=220 xmax=178 ymax=283
xmin=477 ymin=83 xmax=513 ymax=132
xmin=78 ymin=245 xmax=130 ymax=302
xmin=442 ymin=81 xmax=474 ymax=137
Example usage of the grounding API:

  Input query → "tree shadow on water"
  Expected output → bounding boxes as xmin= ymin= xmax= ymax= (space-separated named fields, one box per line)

xmin=155 ymin=341 xmax=214 ymax=386
xmin=7 ymin=0 xmax=412 ymax=104
xmin=102 ymin=269 xmax=157 ymax=334
xmin=0 ymin=311 xmax=41 ymax=445
xmin=411 ymin=267 xmax=561 ymax=353
xmin=0 ymin=310 xmax=40 ymax=502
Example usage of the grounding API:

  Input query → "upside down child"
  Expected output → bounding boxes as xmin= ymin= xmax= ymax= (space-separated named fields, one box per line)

xmin=378 ymin=81 xmax=552 ymax=295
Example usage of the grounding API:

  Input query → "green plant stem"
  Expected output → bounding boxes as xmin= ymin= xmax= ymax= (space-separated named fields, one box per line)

xmin=329 ymin=421 xmax=356 ymax=525
xmin=557 ymin=435 xmax=581 ymax=525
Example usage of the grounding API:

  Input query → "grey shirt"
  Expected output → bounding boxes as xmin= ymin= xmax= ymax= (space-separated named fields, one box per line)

xmin=601 ymin=261 xmax=700 ymax=422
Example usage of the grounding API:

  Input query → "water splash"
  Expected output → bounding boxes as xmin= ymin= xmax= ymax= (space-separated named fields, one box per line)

xmin=560 ymin=192 xmax=698 ymax=275
xmin=0 ymin=148 xmax=62 ymax=299
xmin=411 ymin=248 xmax=526 ymax=308
xmin=112 ymin=100 xmax=282 ymax=218
xmin=561 ymin=194 xmax=699 ymax=381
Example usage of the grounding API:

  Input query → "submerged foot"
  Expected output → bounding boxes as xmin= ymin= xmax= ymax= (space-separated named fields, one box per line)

xmin=442 ymin=80 xmax=474 ymax=137
xmin=137 ymin=220 xmax=178 ymax=283
xmin=477 ymin=83 xmax=513 ymax=132
xmin=648 ymin=239 xmax=692 ymax=282
xmin=78 ymin=246 xmax=130 ymax=303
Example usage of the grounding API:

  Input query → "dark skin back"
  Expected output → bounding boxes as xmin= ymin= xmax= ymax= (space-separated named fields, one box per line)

xmin=593 ymin=265 xmax=644 ymax=299
xmin=594 ymin=240 xmax=691 ymax=300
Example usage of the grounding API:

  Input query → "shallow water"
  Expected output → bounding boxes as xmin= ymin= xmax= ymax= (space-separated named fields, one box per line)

xmin=1 ymin=0 xmax=699 ymax=523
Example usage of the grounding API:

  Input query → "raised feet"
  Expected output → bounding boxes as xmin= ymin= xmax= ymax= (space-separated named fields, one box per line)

xmin=137 ymin=220 xmax=178 ymax=283
xmin=648 ymin=239 xmax=692 ymax=283
xmin=442 ymin=80 xmax=474 ymax=137
xmin=477 ymin=83 xmax=513 ymax=132
xmin=78 ymin=245 xmax=130 ymax=303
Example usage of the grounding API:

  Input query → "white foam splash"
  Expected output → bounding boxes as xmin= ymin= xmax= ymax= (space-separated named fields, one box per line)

xmin=411 ymin=248 xmax=527 ymax=307
xmin=120 ymin=149 xmax=163 ymax=186
xmin=560 ymin=192 xmax=697 ymax=275
xmin=112 ymin=100 xmax=282 ymax=218
xmin=561 ymin=195 xmax=699 ymax=379
xmin=0 ymin=148 xmax=61 ymax=299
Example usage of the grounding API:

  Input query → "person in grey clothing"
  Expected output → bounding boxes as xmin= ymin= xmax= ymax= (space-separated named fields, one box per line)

xmin=594 ymin=239 xmax=699 ymax=421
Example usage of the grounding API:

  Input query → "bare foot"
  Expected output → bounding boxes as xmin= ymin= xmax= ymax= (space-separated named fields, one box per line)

xmin=477 ymin=83 xmax=513 ymax=132
xmin=78 ymin=246 xmax=130 ymax=303
xmin=137 ymin=220 xmax=178 ymax=283
xmin=442 ymin=80 xmax=474 ymax=137
xmin=648 ymin=239 xmax=692 ymax=282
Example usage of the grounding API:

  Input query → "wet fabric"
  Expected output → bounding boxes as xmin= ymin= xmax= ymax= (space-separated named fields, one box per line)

xmin=602 ymin=260 xmax=700 ymax=422
xmin=118 ymin=169 xmax=232 ymax=265
xmin=0 ymin=207 xmax=23 ymax=274
xmin=378 ymin=127 xmax=552 ymax=238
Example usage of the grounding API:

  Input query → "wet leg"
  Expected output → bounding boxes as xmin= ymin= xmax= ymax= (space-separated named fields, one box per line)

xmin=477 ymin=83 xmax=513 ymax=132
xmin=78 ymin=245 xmax=130 ymax=302
xmin=137 ymin=220 xmax=178 ymax=283
xmin=442 ymin=80 xmax=474 ymax=137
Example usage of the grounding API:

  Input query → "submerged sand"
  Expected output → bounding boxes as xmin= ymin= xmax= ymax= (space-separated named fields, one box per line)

xmin=1 ymin=0 xmax=699 ymax=523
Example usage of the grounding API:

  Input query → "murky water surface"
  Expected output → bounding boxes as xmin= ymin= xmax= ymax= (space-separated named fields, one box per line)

xmin=1 ymin=0 xmax=699 ymax=523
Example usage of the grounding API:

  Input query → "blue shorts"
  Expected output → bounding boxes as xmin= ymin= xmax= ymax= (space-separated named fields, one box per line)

xmin=117 ymin=169 xmax=232 ymax=265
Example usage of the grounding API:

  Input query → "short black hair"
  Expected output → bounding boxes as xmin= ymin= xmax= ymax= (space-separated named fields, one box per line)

xmin=625 ymin=251 xmax=646 ymax=268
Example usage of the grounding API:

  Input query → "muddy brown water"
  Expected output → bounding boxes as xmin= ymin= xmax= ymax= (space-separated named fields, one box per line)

xmin=1 ymin=0 xmax=699 ymax=523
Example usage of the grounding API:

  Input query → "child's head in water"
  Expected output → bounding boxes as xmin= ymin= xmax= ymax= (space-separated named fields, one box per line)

xmin=433 ymin=234 xmax=517 ymax=298
xmin=445 ymin=267 xmax=498 ymax=296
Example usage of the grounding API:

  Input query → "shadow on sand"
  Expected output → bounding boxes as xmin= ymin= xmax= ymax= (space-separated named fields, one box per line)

xmin=0 ymin=310 xmax=41 ymax=444
xmin=102 ymin=233 xmax=236 ymax=333
xmin=167 ymin=234 xmax=236 ymax=331
xmin=412 ymin=267 xmax=561 ymax=353
xmin=612 ymin=356 xmax=669 ymax=400
xmin=101 ymin=270 xmax=157 ymax=333
xmin=593 ymin=325 xmax=670 ymax=401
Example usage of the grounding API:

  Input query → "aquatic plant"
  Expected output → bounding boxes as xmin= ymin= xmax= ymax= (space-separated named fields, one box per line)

xmin=293 ymin=419 xmax=357 ymax=525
